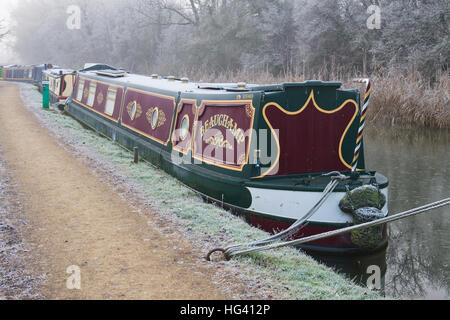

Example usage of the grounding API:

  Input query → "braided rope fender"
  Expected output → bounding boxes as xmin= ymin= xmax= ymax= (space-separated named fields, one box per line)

xmin=352 ymin=78 xmax=371 ymax=171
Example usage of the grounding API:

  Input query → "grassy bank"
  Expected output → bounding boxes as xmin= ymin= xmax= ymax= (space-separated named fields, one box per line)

xmin=173 ymin=67 xmax=449 ymax=129
xmin=17 ymin=82 xmax=384 ymax=300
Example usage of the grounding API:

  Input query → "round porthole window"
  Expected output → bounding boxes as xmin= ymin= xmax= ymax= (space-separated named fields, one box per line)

xmin=151 ymin=108 xmax=159 ymax=130
xmin=130 ymin=101 xmax=137 ymax=120
xmin=180 ymin=115 xmax=189 ymax=141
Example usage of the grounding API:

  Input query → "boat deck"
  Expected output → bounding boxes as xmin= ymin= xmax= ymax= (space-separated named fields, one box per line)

xmin=246 ymin=172 xmax=388 ymax=192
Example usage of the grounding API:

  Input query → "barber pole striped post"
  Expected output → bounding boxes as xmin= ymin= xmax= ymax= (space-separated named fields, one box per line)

xmin=352 ymin=78 xmax=371 ymax=171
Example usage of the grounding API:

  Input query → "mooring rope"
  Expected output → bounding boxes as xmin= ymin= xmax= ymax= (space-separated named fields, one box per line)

xmin=209 ymin=197 xmax=449 ymax=260
xmin=207 ymin=172 xmax=352 ymax=261
xmin=352 ymin=78 xmax=371 ymax=171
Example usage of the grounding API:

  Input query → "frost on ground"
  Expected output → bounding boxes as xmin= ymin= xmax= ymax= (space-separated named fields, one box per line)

xmin=18 ymin=83 xmax=383 ymax=300
xmin=0 ymin=146 xmax=46 ymax=300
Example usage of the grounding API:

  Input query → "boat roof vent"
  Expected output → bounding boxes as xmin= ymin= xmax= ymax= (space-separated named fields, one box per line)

xmin=95 ymin=69 xmax=128 ymax=78
xmin=81 ymin=63 xmax=119 ymax=73
xmin=237 ymin=82 xmax=247 ymax=89
xmin=198 ymin=85 xmax=223 ymax=90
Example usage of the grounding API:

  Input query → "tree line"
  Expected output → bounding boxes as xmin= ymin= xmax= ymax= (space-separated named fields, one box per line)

xmin=6 ymin=0 xmax=449 ymax=81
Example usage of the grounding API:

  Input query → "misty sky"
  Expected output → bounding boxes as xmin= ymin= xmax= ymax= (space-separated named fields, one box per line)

xmin=0 ymin=0 xmax=18 ymax=64
xmin=2 ymin=0 xmax=447 ymax=80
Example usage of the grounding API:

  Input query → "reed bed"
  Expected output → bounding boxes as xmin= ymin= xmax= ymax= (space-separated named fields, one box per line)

xmin=359 ymin=72 xmax=449 ymax=129
xmin=168 ymin=66 xmax=449 ymax=129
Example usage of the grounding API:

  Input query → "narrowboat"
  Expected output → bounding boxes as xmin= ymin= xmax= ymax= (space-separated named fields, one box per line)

xmin=32 ymin=64 xmax=56 ymax=91
xmin=2 ymin=64 xmax=34 ymax=82
xmin=65 ymin=66 xmax=389 ymax=255
xmin=42 ymin=68 xmax=75 ymax=107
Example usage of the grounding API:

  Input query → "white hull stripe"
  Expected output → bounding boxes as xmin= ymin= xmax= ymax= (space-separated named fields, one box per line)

xmin=246 ymin=187 xmax=388 ymax=225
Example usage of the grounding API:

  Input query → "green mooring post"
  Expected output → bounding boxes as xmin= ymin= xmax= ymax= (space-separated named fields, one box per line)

xmin=42 ymin=80 xmax=49 ymax=109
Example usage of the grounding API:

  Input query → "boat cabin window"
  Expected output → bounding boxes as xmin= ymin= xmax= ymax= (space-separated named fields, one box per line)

xmin=130 ymin=101 xmax=137 ymax=120
xmin=56 ymin=78 xmax=61 ymax=94
xmin=87 ymin=82 xmax=97 ymax=107
xmin=104 ymin=88 xmax=117 ymax=116
xmin=151 ymin=107 xmax=158 ymax=129
xmin=76 ymin=80 xmax=84 ymax=101
xmin=180 ymin=115 xmax=189 ymax=140
xmin=62 ymin=79 xmax=67 ymax=93
xmin=62 ymin=75 xmax=73 ymax=98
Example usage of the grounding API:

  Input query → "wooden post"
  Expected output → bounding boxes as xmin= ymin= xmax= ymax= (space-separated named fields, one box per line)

xmin=133 ymin=147 xmax=139 ymax=164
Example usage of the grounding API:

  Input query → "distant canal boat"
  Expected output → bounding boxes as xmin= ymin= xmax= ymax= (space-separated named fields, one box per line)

xmin=0 ymin=64 xmax=59 ymax=90
xmin=1 ymin=64 xmax=34 ymax=82
xmin=42 ymin=68 xmax=75 ymax=107
xmin=32 ymin=64 xmax=57 ymax=92
xmin=65 ymin=65 xmax=389 ymax=255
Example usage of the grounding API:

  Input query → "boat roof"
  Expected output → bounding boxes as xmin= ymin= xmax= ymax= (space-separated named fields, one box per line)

xmin=44 ymin=68 xmax=75 ymax=76
xmin=79 ymin=68 xmax=343 ymax=95
xmin=35 ymin=63 xmax=56 ymax=68
xmin=3 ymin=64 xmax=34 ymax=68
xmin=80 ymin=63 xmax=118 ymax=72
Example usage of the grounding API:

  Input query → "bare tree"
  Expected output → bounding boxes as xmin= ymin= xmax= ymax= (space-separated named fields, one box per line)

xmin=6 ymin=0 xmax=448 ymax=79
xmin=136 ymin=0 xmax=201 ymax=26
xmin=0 ymin=19 xmax=8 ymax=41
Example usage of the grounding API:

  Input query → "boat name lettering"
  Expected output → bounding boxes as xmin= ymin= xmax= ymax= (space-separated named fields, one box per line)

xmin=204 ymin=133 xmax=234 ymax=150
xmin=200 ymin=114 xmax=245 ymax=143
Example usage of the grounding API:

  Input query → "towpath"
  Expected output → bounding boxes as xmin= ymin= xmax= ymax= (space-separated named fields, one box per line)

xmin=0 ymin=82 xmax=247 ymax=299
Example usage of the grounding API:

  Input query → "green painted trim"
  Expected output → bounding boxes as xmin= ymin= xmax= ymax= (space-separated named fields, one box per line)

xmin=283 ymin=81 xmax=342 ymax=88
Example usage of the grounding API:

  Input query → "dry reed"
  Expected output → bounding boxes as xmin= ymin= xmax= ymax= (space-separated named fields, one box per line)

xmin=168 ymin=66 xmax=449 ymax=129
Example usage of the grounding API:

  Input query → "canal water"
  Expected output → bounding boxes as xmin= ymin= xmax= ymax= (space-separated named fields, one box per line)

xmin=364 ymin=126 xmax=450 ymax=299
xmin=313 ymin=126 xmax=449 ymax=299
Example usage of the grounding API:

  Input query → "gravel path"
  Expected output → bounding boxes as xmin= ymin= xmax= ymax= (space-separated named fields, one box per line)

xmin=0 ymin=146 xmax=45 ymax=299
